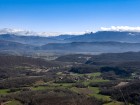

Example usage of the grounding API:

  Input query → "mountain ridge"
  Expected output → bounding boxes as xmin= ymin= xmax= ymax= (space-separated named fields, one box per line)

xmin=1 ymin=31 xmax=140 ymax=54
xmin=1 ymin=31 xmax=140 ymax=44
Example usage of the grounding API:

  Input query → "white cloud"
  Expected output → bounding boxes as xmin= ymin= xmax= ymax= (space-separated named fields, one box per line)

xmin=101 ymin=26 xmax=140 ymax=32
xmin=0 ymin=28 xmax=86 ymax=37
xmin=2 ymin=26 xmax=140 ymax=37
xmin=37 ymin=31 xmax=86 ymax=36
xmin=0 ymin=28 xmax=36 ymax=36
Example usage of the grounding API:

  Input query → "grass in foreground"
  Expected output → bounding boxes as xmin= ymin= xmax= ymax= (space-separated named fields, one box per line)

xmin=0 ymin=89 xmax=9 ymax=95
xmin=103 ymin=101 xmax=125 ymax=105
xmin=4 ymin=100 xmax=22 ymax=105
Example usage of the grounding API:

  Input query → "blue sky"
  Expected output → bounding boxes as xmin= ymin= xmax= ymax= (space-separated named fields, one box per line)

xmin=0 ymin=0 xmax=140 ymax=33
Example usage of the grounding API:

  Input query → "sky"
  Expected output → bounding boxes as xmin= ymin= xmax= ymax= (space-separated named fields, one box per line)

xmin=0 ymin=0 xmax=140 ymax=35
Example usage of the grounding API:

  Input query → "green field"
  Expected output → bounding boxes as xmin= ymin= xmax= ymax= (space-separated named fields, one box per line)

xmin=88 ymin=87 xmax=111 ymax=102
xmin=103 ymin=101 xmax=125 ymax=105
xmin=32 ymin=86 xmax=48 ymax=91
xmin=4 ymin=100 xmax=22 ymax=105
xmin=70 ymin=86 xmax=111 ymax=102
xmin=70 ymin=72 xmax=101 ymax=77
xmin=83 ymin=79 xmax=109 ymax=86
xmin=87 ymin=72 xmax=101 ymax=77
xmin=0 ymin=89 xmax=9 ymax=95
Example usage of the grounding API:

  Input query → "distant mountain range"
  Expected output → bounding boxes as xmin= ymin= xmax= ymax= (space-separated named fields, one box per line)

xmin=64 ymin=31 xmax=140 ymax=43
xmin=1 ymin=31 xmax=140 ymax=44
xmin=0 ymin=31 xmax=140 ymax=54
